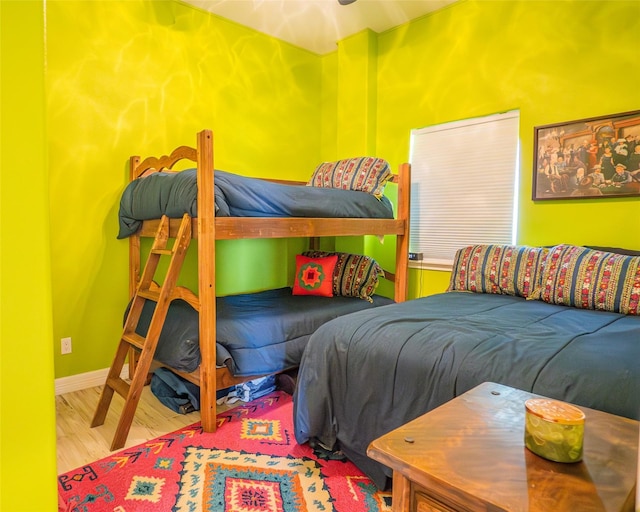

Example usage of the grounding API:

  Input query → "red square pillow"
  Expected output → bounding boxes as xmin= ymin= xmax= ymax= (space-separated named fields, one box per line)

xmin=292 ymin=254 xmax=338 ymax=297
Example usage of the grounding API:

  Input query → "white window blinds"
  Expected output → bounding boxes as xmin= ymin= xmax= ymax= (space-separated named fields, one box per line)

xmin=409 ymin=110 xmax=520 ymax=269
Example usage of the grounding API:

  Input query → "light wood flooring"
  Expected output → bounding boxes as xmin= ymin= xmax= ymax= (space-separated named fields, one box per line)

xmin=56 ymin=385 xmax=215 ymax=475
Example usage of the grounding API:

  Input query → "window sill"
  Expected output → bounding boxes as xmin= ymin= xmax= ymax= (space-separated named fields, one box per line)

xmin=409 ymin=259 xmax=453 ymax=272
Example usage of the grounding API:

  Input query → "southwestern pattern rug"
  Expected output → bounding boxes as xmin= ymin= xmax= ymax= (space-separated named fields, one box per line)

xmin=58 ymin=392 xmax=391 ymax=511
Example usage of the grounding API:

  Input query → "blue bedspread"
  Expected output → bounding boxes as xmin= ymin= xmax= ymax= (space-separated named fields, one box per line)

xmin=118 ymin=169 xmax=394 ymax=238
xmin=293 ymin=291 xmax=640 ymax=488
xmin=216 ymin=288 xmax=393 ymax=376
xmin=134 ymin=287 xmax=394 ymax=376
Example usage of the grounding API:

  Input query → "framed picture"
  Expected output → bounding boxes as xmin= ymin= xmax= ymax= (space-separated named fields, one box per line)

xmin=532 ymin=109 xmax=640 ymax=200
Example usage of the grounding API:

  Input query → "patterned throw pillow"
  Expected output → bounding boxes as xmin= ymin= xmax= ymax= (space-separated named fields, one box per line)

xmin=292 ymin=254 xmax=338 ymax=297
xmin=448 ymin=244 xmax=548 ymax=299
xmin=302 ymin=251 xmax=384 ymax=303
xmin=535 ymin=244 xmax=640 ymax=315
xmin=307 ymin=157 xmax=393 ymax=199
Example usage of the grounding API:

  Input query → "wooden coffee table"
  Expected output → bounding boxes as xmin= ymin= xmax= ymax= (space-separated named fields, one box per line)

xmin=367 ymin=382 xmax=638 ymax=512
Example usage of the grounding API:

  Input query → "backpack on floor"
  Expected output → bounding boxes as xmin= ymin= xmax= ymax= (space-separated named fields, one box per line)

xmin=150 ymin=367 xmax=200 ymax=414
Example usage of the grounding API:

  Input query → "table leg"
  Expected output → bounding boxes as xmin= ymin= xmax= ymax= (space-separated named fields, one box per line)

xmin=392 ymin=470 xmax=411 ymax=512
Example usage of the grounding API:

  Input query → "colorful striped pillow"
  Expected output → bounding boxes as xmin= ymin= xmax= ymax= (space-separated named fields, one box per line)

xmin=302 ymin=251 xmax=384 ymax=302
xmin=307 ymin=157 xmax=392 ymax=199
xmin=448 ymin=244 xmax=548 ymax=299
xmin=536 ymin=244 xmax=640 ymax=315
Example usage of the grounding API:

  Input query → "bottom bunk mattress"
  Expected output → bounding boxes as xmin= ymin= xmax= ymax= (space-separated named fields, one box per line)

xmin=292 ymin=291 xmax=640 ymax=489
xmin=132 ymin=287 xmax=394 ymax=377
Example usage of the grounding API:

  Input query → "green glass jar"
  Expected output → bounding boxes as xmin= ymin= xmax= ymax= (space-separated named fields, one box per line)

xmin=524 ymin=398 xmax=585 ymax=463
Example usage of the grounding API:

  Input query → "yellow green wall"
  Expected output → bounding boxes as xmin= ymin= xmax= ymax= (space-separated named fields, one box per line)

xmin=43 ymin=0 xmax=640 ymax=377
xmin=374 ymin=0 xmax=640 ymax=296
xmin=1 ymin=2 xmax=58 ymax=510
xmin=46 ymin=0 xmax=323 ymax=379
xmin=1 ymin=1 xmax=639 ymax=507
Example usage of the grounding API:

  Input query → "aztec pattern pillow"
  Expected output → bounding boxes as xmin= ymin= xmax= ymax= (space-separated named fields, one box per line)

xmin=302 ymin=250 xmax=384 ymax=303
xmin=292 ymin=254 xmax=338 ymax=297
xmin=448 ymin=244 xmax=548 ymax=299
xmin=307 ymin=157 xmax=393 ymax=199
xmin=534 ymin=244 xmax=640 ymax=315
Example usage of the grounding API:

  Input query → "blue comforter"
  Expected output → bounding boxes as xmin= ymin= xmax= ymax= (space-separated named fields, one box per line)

xmin=293 ymin=291 xmax=640 ymax=488
xmin=118 ymin=169 xmax=394 ymax=238
xmin=133 ymin=287 xmax=394 ymax=376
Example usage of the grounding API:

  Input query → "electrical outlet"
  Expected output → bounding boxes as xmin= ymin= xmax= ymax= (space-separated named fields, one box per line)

xmin=61 ymin=337 xmax=72 ymax=355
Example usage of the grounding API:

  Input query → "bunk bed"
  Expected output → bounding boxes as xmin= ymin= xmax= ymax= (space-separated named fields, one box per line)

xmin=94 ymin=129 xmax=410 ymax=449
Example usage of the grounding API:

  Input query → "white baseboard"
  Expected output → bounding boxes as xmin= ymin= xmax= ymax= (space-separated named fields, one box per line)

xmin=55 ymin=365 xmax=129 ymax=396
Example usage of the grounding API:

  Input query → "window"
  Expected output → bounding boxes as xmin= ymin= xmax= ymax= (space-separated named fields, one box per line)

xmin=409 ymin=110 xmax=520 ymax=270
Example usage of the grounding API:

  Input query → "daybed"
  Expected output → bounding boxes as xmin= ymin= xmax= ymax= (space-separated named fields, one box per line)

xmin=112 ymin=129 xmax=410 ymax=435
xmin=293 ymin=243 xmax=640 ymax=489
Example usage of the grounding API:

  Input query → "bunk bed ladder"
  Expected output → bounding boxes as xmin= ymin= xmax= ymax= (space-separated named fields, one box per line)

xmin=91 ymin=213 xmax=192 ymax=451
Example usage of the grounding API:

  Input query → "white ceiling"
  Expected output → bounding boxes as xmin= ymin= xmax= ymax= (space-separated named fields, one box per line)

xmin=184 ymin=0 xmax=459 ymax=54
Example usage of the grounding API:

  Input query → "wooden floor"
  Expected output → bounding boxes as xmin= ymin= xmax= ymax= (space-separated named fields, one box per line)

xmin=56 ymin=371 xmax=297 ymax=475
xmin=55 ymin=385 xmax=213 ymax=475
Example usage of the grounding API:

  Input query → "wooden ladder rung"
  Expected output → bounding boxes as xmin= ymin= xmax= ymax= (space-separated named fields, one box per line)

xmin=150 ymin=248 xmax=173 ymax=256
xmin=137 ymin=289 xmax=161 ymax=301
xmin=106 ymin=376 xmax=130 ymax=399
xmin=122 ymin=332 xmax=146 ymax=350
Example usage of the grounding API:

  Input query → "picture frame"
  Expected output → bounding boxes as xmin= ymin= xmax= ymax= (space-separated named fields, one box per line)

xmin=532 ymin=109 xmax=640 ymax=200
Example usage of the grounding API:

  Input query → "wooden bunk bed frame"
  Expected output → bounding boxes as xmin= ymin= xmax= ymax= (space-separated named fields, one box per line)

xmin=101 ymin=129 xmax=410 ymax=447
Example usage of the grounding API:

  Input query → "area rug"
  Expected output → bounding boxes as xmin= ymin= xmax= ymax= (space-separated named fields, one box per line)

xmin=58 ymin=391 xmax=391 ymax=511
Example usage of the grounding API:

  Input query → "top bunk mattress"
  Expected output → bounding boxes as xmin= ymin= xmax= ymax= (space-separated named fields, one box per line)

xmin=118 ymin=169 xmax=394 ymax=239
